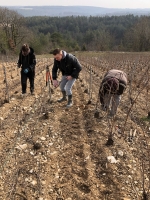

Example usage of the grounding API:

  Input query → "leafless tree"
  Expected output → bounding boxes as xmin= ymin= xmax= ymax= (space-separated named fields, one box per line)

xmin=0 ymin=7 xmax=26 ymax=52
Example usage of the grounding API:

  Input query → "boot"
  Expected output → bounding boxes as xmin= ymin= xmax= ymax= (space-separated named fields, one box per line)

xmin=30 ymin=89 xmax=34 ymax=95
xmin=57 ymin=91 xmax=67 ymax=102
xmin=66 ymin=95 xmax=73 ymax=108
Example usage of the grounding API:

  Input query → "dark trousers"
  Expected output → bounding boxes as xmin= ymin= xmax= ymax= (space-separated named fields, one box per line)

xmin=21 ymin=70 xmax=35 ymax=93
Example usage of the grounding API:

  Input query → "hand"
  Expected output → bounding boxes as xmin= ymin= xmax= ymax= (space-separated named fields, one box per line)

xmin=24 ymin=68 xmax=29 ymax=74
xmin=53 ymin=80 xmax=59 ymax=87
xmin=66 ymin=76 xmax=72 ymax=80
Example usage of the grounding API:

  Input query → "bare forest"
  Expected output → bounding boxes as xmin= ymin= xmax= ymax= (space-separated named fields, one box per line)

xmin=1 ymin=7 xmax=150 ymax=55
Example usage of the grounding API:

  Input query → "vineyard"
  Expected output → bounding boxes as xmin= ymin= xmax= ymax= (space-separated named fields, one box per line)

xmin=0 ymin=52 xmax=150 ymax=200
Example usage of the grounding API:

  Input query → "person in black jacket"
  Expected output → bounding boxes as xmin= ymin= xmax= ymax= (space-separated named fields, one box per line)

xmin=52 ymin=48 xmax=82 ymax=107
xmin=17 ymin=44 xmax=36 ymax=95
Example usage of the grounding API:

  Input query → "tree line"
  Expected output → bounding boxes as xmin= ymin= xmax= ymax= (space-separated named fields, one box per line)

xmin=1 ymin=7 xmax=150 ymax=54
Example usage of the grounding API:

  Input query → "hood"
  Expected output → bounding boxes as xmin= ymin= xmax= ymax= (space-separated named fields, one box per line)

xmin=29 ymin=47 xmax=34 ymax=54
xmin=20 ymin=47 xmax=34 ymax=55
xmin=62 ymin=50 xmax=67 ymax=59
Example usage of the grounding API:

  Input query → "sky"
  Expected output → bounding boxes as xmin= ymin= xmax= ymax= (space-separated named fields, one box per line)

xmin=1 ymin=0 xmax=150 ymax=9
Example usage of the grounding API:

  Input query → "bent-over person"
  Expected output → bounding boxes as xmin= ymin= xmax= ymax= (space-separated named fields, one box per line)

xmin=52 ymin=48 xmax=82 ymax=108
xmin=99 ymin=69 xmax=127 ymax=117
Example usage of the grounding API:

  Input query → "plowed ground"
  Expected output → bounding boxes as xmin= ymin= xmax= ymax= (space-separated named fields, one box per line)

xmin=0 ymin=56 xmax=150 ymax=200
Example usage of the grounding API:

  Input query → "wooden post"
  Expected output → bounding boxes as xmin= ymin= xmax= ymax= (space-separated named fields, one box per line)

xmin=89 ymin=66 xmax=92 ymax=100
xmin=3 ymin=65 xmax=10 ymax=103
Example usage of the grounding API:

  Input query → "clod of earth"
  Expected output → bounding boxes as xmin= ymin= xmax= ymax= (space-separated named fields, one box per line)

xmin=78 ymin=183 xmax=91 ymax=193
xmin=94 ymin=111 xmax=99 ymax=118
xmin=33 ymin=143 xmax=42 ymax=150
xmin=43 ymin=112 xmax=49 ymax=119
xmin=105 ymin=138 xmax=114 ymax=146
xmin=84 ymin=89 xmax=88 ymax=93
xmin=4 ymin=99 xmax=9 ymax=103
xmin=87 ymin=100 xmax=92 ymax=104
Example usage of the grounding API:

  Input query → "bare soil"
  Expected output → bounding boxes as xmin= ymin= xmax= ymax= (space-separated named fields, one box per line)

xmin=0 ymin=55 xmax=150 ymax=200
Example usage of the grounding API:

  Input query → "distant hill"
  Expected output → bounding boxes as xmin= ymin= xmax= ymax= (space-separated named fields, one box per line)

xmin=3 ymin=6 xmax=150 ymax=17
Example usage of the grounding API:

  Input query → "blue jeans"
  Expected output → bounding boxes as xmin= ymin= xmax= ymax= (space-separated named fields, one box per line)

xmin=103 ymin=93 xmax=121 ymax=115
xmin=60 ymin=76 xmax=76 ymax=95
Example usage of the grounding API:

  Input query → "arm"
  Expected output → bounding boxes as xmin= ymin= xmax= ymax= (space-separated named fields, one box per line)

xmin=117 ymin=74 xmax=127 ymax=95
xmin=29 ymin=53 xmax=36 ymax=71
xmin=17 ymin=52 xmax=22 ymax=68
xmin=99 ymin=84 xmax=107 ymax=105
xmin=71 ymin=57 xmax=82 ymax=78
xmin=117 ymin=82 xmax=127 ymax=95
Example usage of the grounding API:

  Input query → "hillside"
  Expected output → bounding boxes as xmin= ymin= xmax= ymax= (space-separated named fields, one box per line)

xmin=0 ymin=52 xmax=150 ymax=199
xmin=3 ymin=6 xmax=150 ymax=17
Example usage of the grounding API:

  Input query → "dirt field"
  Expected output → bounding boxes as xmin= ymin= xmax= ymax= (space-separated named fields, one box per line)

xmin=0 ymin=53 xmax=150 ymax=200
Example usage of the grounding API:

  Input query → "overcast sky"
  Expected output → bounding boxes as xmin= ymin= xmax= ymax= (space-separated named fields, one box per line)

xmin=1 ymin=0 xmax=150 ymax=9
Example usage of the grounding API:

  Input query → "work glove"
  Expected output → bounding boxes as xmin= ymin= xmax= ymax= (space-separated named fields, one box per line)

xmin=24 ymin=68 xmax=29 ymax=74
xmin=53 ymin=80 xmax=59 ymax=87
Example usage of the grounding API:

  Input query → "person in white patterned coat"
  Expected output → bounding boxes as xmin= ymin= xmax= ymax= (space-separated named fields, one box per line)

xmin=99 ymin=69 xmax=127 ymax=117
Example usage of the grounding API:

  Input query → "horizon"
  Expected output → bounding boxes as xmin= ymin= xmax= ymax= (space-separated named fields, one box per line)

xmin=1 ymin=0 xmax=150 ymax=9
xmin=4 ymin=5 xmax=150 ymax=10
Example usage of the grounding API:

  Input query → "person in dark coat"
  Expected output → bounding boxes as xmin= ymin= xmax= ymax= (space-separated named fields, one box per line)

xmin=17 ymin=44 xmax=36 ymax=95
xmin=99 ymin=69 xmax=127 ymax=117
xmin=52 ymin=48 xmax=82 ymax=107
